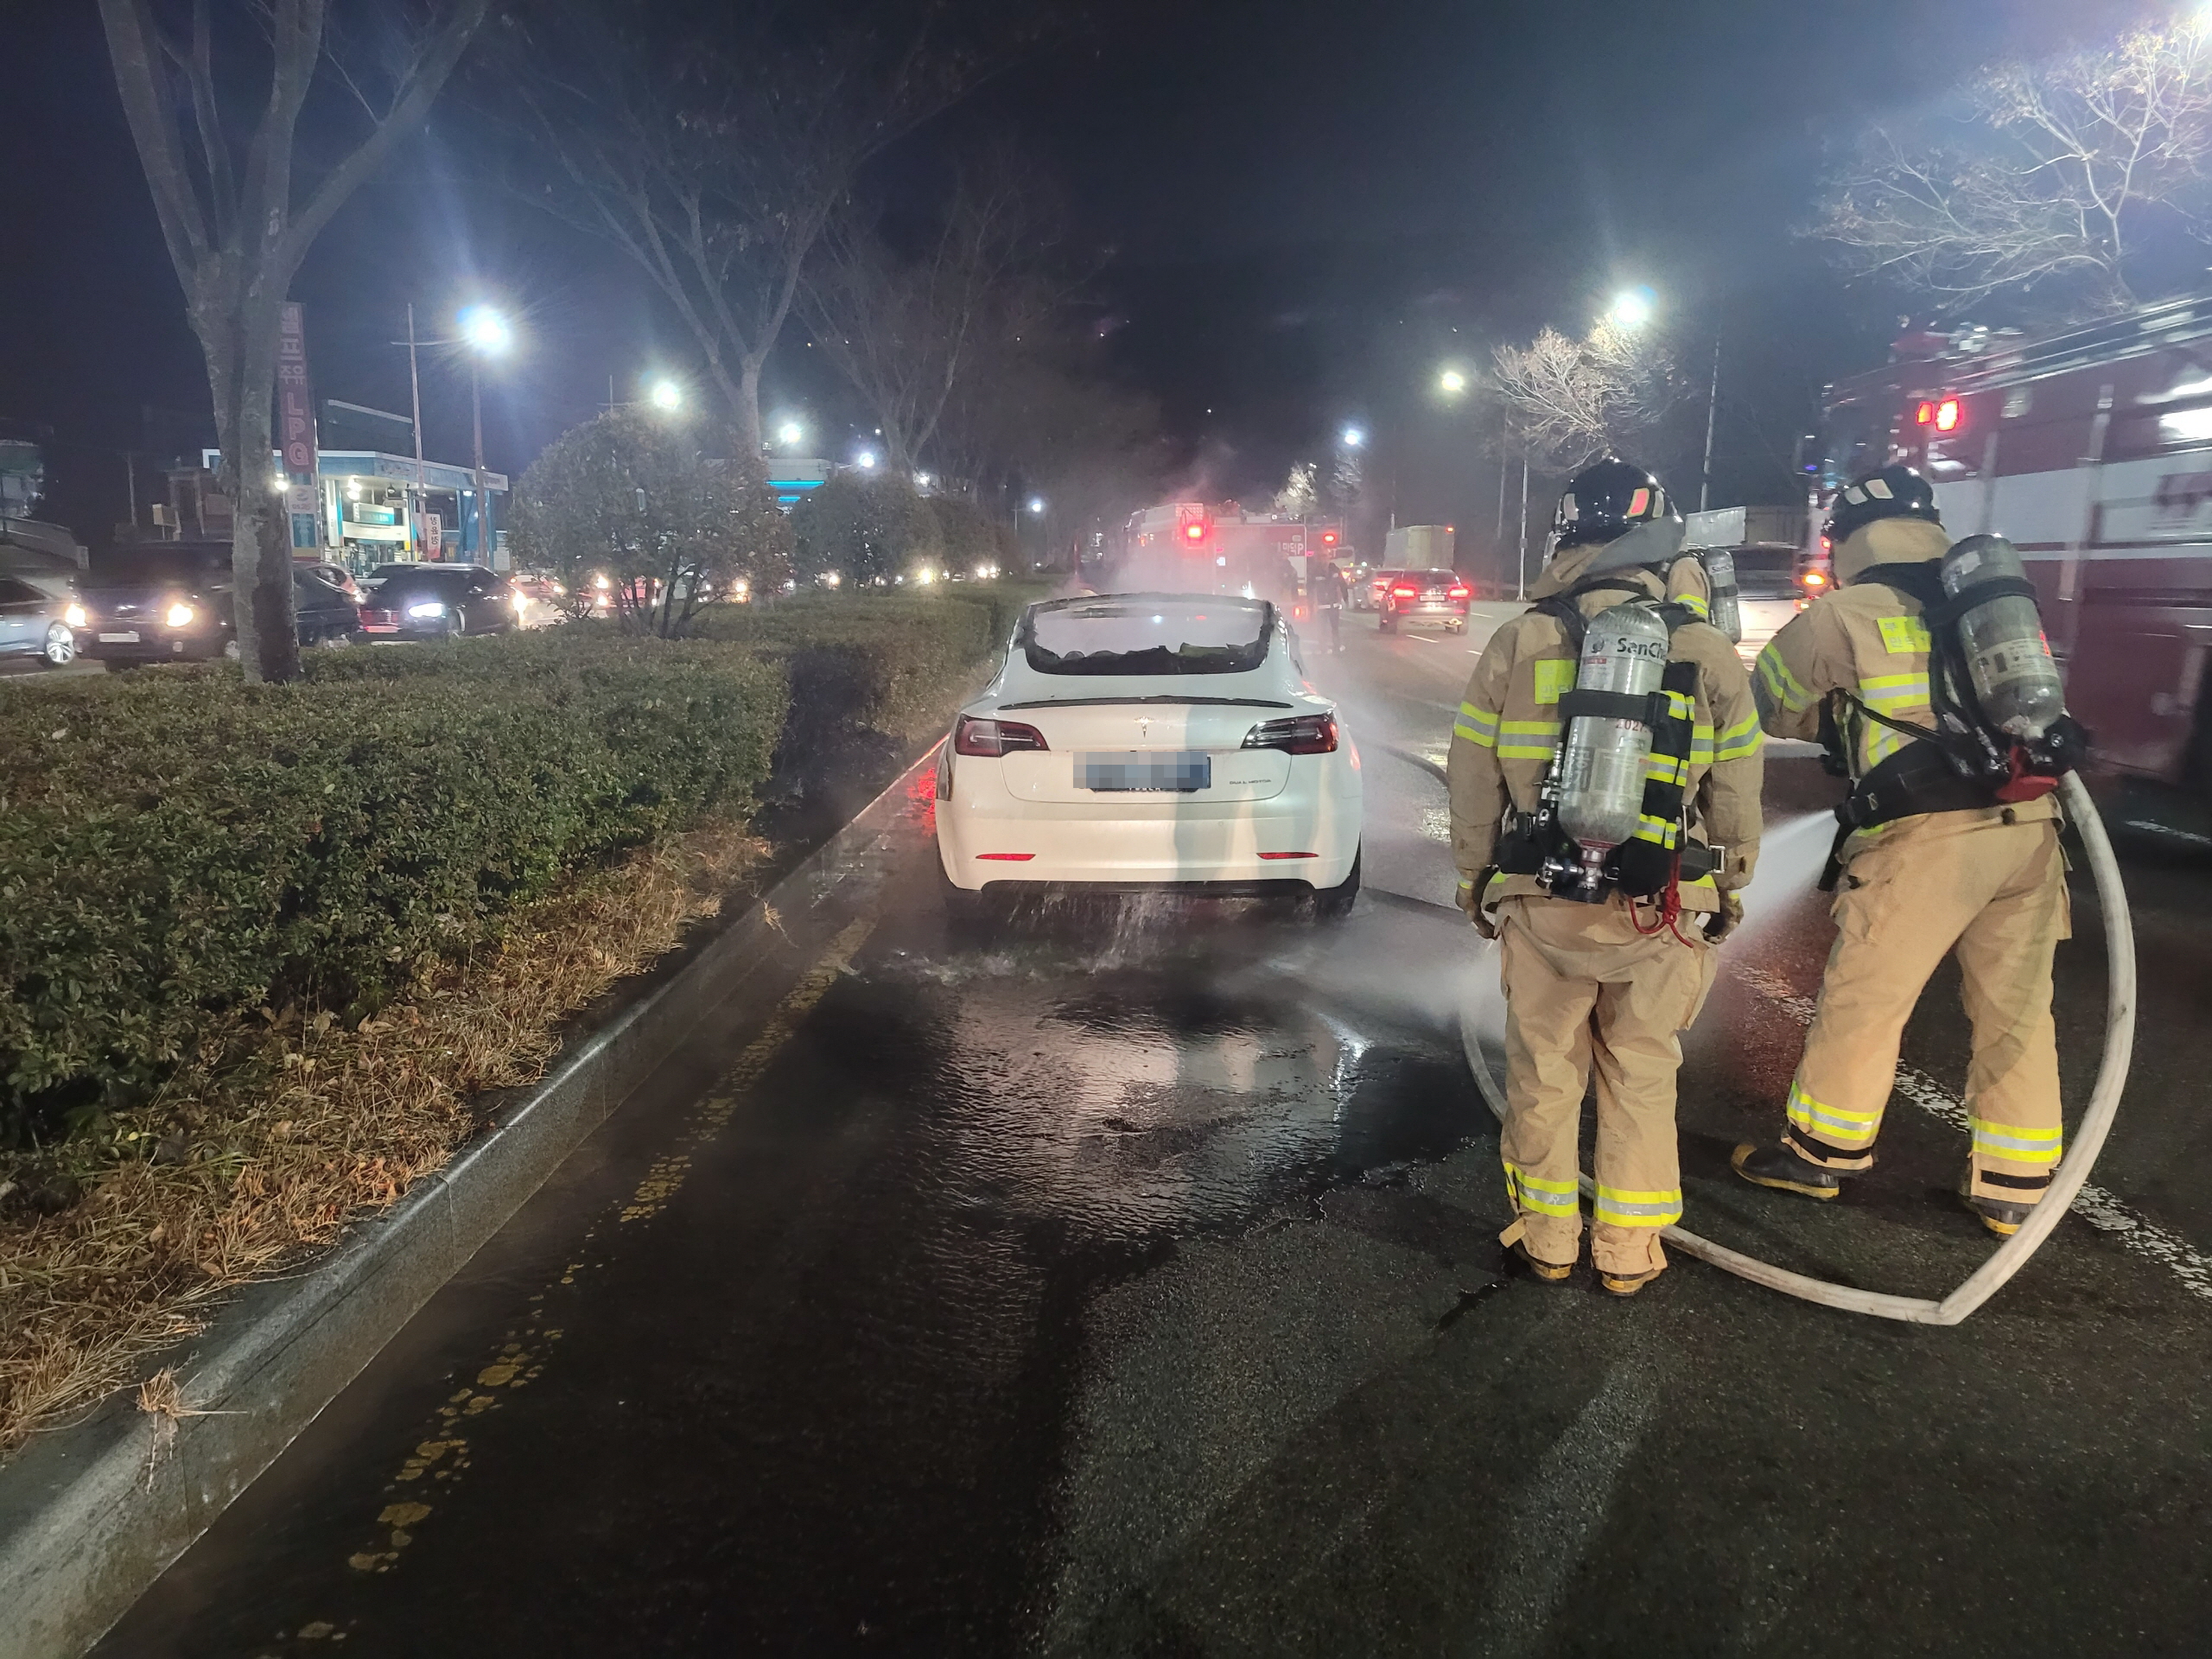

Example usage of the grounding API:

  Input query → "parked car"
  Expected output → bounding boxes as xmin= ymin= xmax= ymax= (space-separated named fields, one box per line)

xmin=1377 ymin=568 xmax=1471 ymax=633
xmin=934 ymin=593 xmax=1363 ymax=916
xmin=74 ymin=543 xmax=360 ymax=667
xmin=509 ymin=573 xmax=571 ymax=626
xmin=0 ymin=573 xmax=80 ymax=667
xmin=298 ymin=559 xmax=363 ymax=601
xmin=357 ymin=563 xmax=520 ymax=639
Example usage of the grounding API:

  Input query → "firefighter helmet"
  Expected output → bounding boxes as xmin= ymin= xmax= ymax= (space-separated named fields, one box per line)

xmin=1825 ymin=464 xmax=1942 ymax=546
xmin=1553 ymin=459 xmax=1674 ymax=552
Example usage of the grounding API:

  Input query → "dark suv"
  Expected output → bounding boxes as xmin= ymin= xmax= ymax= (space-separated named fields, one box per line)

xmin=358 ymin=563 xmax=519 ymax=639
xmin=74 ymin=543 xmax=360 ymax=667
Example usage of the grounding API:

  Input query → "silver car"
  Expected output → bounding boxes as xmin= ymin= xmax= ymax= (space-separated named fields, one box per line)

xmin=0 ymin=572 xmax=79 ymax=666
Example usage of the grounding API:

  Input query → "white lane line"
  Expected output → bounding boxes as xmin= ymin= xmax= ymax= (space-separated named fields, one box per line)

xmin=1464 ymin=1359 xmax=1662 ymax=1656
xmin=1734 ymin=965 xmax=2212 ymax=1304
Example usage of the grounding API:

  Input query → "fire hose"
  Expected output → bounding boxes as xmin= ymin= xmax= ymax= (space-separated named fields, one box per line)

xmin=1458 ymin=772 xmax=2136 ymax=1324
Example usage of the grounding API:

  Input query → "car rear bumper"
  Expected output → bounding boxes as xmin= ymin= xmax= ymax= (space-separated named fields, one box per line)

xmin=937 ymin=785 xmax=1360 ymax=892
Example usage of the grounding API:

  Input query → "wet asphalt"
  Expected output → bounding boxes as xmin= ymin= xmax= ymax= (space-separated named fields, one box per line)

xmin=98 ymin=607 xmax=2212 ymax=1656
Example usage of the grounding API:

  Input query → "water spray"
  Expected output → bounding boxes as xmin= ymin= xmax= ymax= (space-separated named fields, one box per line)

xmin=1459 ymin=772 xmax=2136 ymax=1324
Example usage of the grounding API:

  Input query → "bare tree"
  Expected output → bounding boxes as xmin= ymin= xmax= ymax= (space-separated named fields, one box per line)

xmin=800 ymin=153 xmax=1073 ymax=478
xmin=99 ymin=0 xmax=494 ymax=683
xmin=1811 ymin=22 xmax=2212 ymax=320
xmin=1273 ymin=461 xmax=1318 ymax=518
xmin=513 ymin=8 xmax=988 ymax=459
xmin=1489 ymin=321 xmax=1681 ymax=473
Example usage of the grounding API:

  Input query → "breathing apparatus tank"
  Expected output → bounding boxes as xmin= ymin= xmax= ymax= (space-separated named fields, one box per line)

xmin=1550 ymin=603 xmax=1670 ymax=898
xmin=1699 ymin=548 xmax=1742 ymax=643
xmin=1939 ymin=534 xmax=2066 ymax=741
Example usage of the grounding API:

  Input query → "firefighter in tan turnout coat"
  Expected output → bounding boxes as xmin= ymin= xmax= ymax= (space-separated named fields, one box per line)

xmin=1732 ymin=465 xmax=2069 ymax=1236
xmin=1449 ymin=461 xmax=1764 ymax=1294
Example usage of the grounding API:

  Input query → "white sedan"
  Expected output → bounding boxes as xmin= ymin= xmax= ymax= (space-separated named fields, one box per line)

xmin=934 ymin=593 xmax=1363 ymax=913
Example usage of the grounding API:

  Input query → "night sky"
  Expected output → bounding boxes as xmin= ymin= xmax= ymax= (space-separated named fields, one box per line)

xmin=2 ymin=0 xmax=2158 ymax=575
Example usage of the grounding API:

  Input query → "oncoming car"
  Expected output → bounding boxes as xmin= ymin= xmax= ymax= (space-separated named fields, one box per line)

xmin=934 ymin=593 xmax=1363 ymax=914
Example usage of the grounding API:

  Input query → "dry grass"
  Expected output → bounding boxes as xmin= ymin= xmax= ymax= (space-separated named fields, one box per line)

xmin=0 ymin=819 xmax=766 ymax=1458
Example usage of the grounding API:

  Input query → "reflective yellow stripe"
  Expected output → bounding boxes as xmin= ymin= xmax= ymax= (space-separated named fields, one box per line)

xmin=1713 ymin=712 xmax=1763 ymax=762
xmin=1664 ymin=690 xmax=1695 ymax=720
xmin=1644 ymin=753 xmax=1688 ymax=785
xmin=1675 ymin=593 xmax=1710 ymax=620
xmin=1532 ymin=659 xmax=1575 ymax=705
xmin=1455 ymin=702 xmax=1499 ymax=747
xmin=1786 ymin=1079 xmax=1881 ymax=1146
xmin=1859 ymin=672 xmax=1929 ymax=707
xmin=1633 ymin=814 xmax=1680 ymax=848
xmin=1756 ymin=645 xmax=1814 ymax=713
xmin=1592 ymin=1183 xmax=1683 ymax=1227
xmin=1504 ymin=1160 xmax=1580 ymax=1217
xmin=1497 ymin=718 xmax=1560 ymax=760
xmin=1970 ymin=1117 xmax=2064 ymax=1165
xmin=1877 ymin=613 xmax=1932 ymax=655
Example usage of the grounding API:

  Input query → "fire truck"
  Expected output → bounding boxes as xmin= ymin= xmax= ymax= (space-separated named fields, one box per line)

xmin=1116 ymin=502 xmax=1344 ymax=600
xmin=1805 ymin=293 xmax=2212 ymax=813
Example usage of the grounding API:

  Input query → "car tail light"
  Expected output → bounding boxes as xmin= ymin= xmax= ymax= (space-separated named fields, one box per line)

xmin=1802 ymin=569 xmax=1827 ymax=590
xmin=1448 ymin=583 xmax=1470 ymax=600
xmin=1258 ymin=850 xmax=1319 ymax=860
xmin=953 ymin=715 xmax=1048 ymax=757
xmin=1391 ymin=584 xmax=1417 ymax=599
xmin=1935 ymin=397 xmax=1961 ymax=431
xmin=975 ymin=852 xmax=1036 ymax=861
xmin=1243 ymin=713 xmax=1338 ymax=755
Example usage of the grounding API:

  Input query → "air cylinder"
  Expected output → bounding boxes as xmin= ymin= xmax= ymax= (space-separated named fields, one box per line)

xmin=1700 ymin=548 xmax=1742 ymax=642
xmin=1556 ymin=603 xmax=1669 ymax=889
xmin=1940 ymin=534 xmax=2066 ymax=740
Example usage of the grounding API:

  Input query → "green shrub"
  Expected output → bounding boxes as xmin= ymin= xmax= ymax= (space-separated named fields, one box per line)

xmin=0 ymin=633 xmax=785 ymax=1138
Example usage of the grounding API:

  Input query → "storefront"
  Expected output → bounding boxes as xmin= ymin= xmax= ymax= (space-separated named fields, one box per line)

xmin=195 ymin=448 xmax=510 ymax=575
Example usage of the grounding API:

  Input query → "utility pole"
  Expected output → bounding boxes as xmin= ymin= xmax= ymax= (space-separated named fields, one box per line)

xmin=1698 ymin=334 xmax=1721 ymax=512
xmin=406 ymin=303 xmax=427 ymax=547
xmin=471 ymin=356 xmax=487 ymax=563
xmin=1516 ymin=457 xmax=1530 ymax=601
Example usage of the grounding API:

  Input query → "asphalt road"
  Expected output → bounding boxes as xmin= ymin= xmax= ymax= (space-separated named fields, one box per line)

xmin=100 ymin=604 xmax=2212 ymax=1656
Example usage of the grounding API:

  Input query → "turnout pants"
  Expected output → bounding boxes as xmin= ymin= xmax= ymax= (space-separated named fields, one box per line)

xmin=1783 ymin=810 xmax=2069 ymax=1209
xmin=1497 ymin=896 xmax=1717 ymax=1275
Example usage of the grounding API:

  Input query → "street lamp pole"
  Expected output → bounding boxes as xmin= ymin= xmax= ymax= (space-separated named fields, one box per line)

xmin=1516 ymin=458 xmax=1530 ymax=601
xmin=407 ymin=304 xmax=427 ymax=531
xmin=470 ymin=357 xmax=487 ymax=562
xmin=1698 ymin=333 xmax=1721 ymax=512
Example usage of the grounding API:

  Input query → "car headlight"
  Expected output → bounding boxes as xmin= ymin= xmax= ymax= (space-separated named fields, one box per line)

xmin=512 ymin=593 xmax=529 ymax=616
xmin=406 ymin=601 xmax=447 ymax=619
xmin=63 ymin=603 xmax=86 ymax=627
xmin=164 ymin=602 xmax=195 ymax=628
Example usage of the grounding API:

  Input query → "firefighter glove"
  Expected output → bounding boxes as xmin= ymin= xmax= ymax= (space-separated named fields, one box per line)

xmin=1702 ymin=890 xmax=1745 ymax=944
xmin=1459 ymin=869 xmax=1500 ymax=938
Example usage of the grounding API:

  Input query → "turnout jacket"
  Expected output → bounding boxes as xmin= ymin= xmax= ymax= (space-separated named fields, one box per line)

xmin=1447 ymin=543 xmax=1764 ymax=914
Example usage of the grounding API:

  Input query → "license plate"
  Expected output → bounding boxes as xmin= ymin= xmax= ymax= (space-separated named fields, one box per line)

xmin=97 ymin=631 xmax=139 ymax=643
xmin=1078 ymin=751 xmax=1211 ymax=792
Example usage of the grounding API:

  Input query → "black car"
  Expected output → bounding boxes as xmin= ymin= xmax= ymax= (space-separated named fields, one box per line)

xmin=73 ymin=543 xmax=361 ymax=667
xmin=357 ymin=563 xmax=519 ymax=639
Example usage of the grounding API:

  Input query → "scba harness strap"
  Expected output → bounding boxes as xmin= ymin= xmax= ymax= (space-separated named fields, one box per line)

xmin=1495 ymin=582 xmax=1718 ymax=899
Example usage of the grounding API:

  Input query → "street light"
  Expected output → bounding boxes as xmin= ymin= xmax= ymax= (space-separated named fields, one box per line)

xmin=648 ymin=378 xmax=683 ymax=413
xmin=1609 ymin=287 xmax=1656 ymax=330
xmin=777 ymin=420 xmax=804 ymax=448
xmin=1341 ymin=426 xmax=1365 ymax=448
xmin=1027 ymin=497 xmax=1046 ymax=513
xmin=855 ymin=450 xmax=878 ymax=470
xmin=1439 ymin=368 xmax=1468 ymax=395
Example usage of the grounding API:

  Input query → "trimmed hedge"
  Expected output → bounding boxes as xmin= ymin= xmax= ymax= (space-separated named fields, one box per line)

xmin=0 ymin=594 xmax=1038 ymax=1141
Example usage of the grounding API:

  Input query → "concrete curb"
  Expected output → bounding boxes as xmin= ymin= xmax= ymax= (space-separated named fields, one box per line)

xmin=0 ymin=751 xmax=937 ymax=1659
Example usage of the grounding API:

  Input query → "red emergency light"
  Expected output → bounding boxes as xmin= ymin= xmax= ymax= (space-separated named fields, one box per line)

xmin=1915 ymin=397 xmax=1963 ymax=432
xmin=1184 ymin=521 xmax=1206 ymax=543
xmin=1319 ymin=529 xmax=1338 ymax=547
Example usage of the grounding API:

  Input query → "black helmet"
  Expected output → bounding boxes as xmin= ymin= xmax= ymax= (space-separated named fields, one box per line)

xmin=1825 ymin=463 xmax=1941 ymax=545
xmin=1553 ymin=458 xmax=1674 ymax=550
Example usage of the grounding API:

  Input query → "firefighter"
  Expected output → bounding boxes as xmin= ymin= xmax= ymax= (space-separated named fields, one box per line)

xmin=1449 ymin=459 xmax=1764 ymax=1295
xmin=1732 ymin=465 xmax=2069 ymax=1236
xmin=1313 ymin=559 xmax=1346 ymax=652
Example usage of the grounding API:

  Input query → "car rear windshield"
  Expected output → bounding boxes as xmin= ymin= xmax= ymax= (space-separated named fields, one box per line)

xmin=1020 ymin=598 xmax=1274 ymax=676
xmin=1413 ymin=569 xmax=1457 ymax=586
xmin=366 ymin=568 xmax=468 ymax=594
xmin=89 ymin=546 xmax=229 ymax=587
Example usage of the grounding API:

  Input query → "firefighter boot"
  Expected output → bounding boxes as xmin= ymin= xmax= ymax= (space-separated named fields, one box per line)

xmin=1958 ymin=1171 xmax=2034 ymax=1237
xmin=1732 ymin=1141 xmax=1844 ymax=1200
xmin=1500 ymin=1219 xmax=1574 ymax=1284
